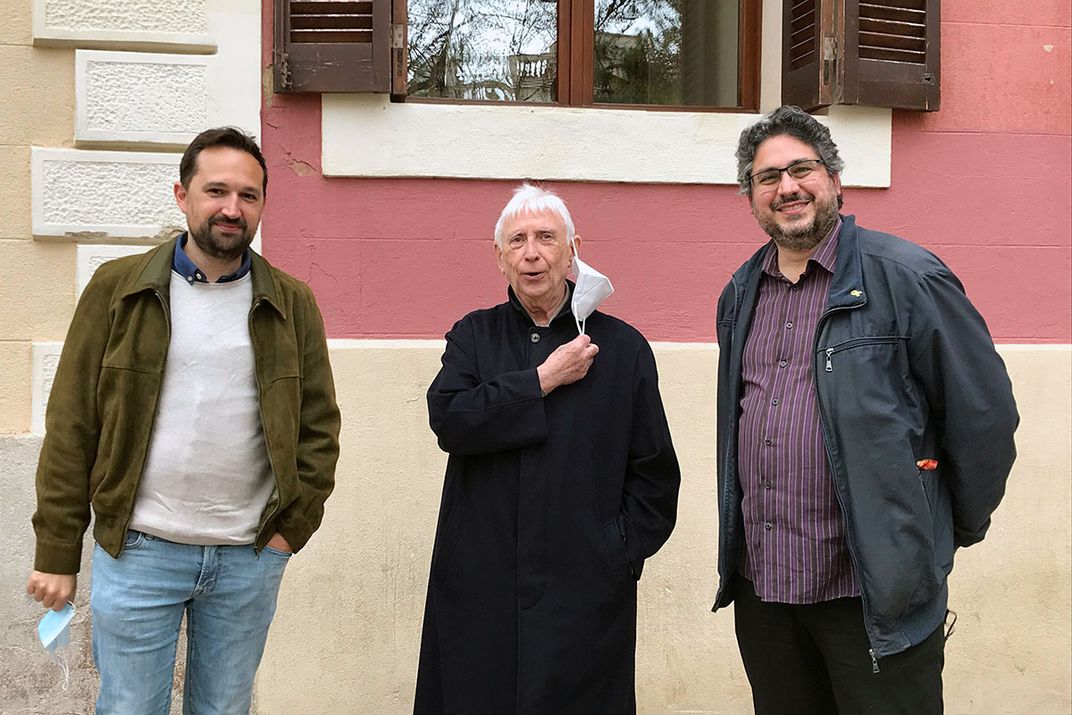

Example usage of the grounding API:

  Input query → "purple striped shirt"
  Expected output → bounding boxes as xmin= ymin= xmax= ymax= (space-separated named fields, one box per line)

xmin=737 ymin=222 xmax=859 ymax=604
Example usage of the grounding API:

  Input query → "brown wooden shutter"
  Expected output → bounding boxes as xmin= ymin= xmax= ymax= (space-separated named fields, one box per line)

xmin=782 ymin=0 xmax=940 ymax=112
xmin=782 ymin=0 xmax=835 ymax=111
xmin=274 ymin=0 xmax=395 ymax=93
xmin=840 ymin=0 xmax=939 ymax=110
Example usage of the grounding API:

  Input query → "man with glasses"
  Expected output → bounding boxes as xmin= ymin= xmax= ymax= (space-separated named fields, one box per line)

xmin=711 ymin=106 xmax=1018 ymax=713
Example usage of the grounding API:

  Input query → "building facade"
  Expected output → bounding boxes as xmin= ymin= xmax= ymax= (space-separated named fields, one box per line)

xmin=1 ymin=0 xmax=1069 ymax=712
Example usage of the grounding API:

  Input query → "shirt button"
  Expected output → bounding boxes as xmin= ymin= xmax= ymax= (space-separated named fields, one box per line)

xmin=791 ymin=285 xmax=801 ymax=292
xmin=785 ymin=321 xmax=794 ymax=329
xmin=778 ymin=360 xmax=787 ymax=368
xmin=530 ymin=332 xmax=540 ymax=344
xmin=765 ymin=481 xmax=772 ymax=490
xmin=771 ymin=398 xmax=779 ymax=406
xmin=763 ymin=438 xmax=773 ymax=446
xmin=764 ymin=522 xmax=773 ymax=531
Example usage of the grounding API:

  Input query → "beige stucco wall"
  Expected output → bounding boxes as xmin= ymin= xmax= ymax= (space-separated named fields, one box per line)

xmin=0 ymin=0 xmax=77 ymax=433
xmin=7 ymin=343 xmax=1067 ymax=713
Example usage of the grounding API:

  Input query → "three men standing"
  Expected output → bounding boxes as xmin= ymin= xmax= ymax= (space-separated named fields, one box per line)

xmin=713 ymin=106 xmax=1018 ymax=713
xmin=26 ymin=127 xmax=341 ymax=713
xmin=23 ymin=112 xmax=1019 ymax=714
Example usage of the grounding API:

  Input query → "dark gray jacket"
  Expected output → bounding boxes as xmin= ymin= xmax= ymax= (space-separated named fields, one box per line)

xmin=712 ymin=215 xmax=1018 ymax=660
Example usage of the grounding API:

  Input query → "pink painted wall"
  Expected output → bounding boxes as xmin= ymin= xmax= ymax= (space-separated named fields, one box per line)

xmin=260 ymin=1 xmax=1071 ymax=343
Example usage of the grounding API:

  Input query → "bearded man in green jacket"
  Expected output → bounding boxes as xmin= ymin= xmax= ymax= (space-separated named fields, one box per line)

xmin=26 ymin=127 xmax=341 ymax=714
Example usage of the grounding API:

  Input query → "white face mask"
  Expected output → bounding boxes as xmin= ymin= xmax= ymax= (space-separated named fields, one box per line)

xmin=570 ymin=242 xmax=614 ymax=335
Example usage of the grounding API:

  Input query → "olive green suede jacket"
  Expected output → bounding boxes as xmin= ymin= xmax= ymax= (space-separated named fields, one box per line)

xmin=32 ymin=237 xmax=341 ymax=574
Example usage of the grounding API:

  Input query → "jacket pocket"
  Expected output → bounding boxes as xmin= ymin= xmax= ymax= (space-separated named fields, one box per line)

xmin=818 ymin=335 xmax=908 ymax=373
xmin=599 ymin=518 xmax=634 ymax=585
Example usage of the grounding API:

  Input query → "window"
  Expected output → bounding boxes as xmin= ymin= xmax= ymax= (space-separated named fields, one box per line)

xmin=406 ymin=0 xmax=759 ymax=109
xmin=273 ymin=0 xmax=939 ymax=112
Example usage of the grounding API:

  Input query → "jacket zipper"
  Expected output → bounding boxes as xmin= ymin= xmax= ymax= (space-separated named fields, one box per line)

xmin=813 ymin=304 xmax=883 ymax=672
xmin=821 ymin=335 xmax=907 ymax=373
xmin=715 ymin=279 xmax=743 ymax=603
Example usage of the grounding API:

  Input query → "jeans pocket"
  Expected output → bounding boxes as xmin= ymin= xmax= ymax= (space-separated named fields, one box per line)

xmin=262 ymin=545 xmax=293 ymax=558
xmin=122 ymin=530 xmax=146 ymax=550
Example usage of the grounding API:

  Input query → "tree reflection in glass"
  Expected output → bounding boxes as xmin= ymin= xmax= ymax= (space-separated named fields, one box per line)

xmin=408 ymin=0 xmax=558 ymax=102
xmin=595 ymin=0 xmax=739 ymax=107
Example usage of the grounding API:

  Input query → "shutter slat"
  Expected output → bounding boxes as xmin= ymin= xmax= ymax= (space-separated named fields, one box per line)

xmin=860 ymin=31 xmax=925 ymax=53
xmin=292 ymin=30 xmax=373 ymax=43
xmin=859 ymin=46 xmax=926 ymax=63
xmin=790 ymin=8 xmax=816 ymax=33
xmin=291 ymin=1 xmax=372 ymax=14
xmin=291 ymin=14 xmax=374 ymax=30
xmin=859 ymin=5 xmax=925 ymax=23
xmin=861 ymin=0 xmax=924 ymax=10
xmin=859 ymin=18 xmax=925 ymax=38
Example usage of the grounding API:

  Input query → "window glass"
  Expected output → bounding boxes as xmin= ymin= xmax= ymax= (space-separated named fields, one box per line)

xmin=408 ymin=0 xmax=558 ymax=102
xmin=594 ymin=0 xmax=739 ymax=106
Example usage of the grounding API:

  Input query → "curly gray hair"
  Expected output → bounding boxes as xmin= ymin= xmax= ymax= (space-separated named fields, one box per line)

xmin=735 ymin=106 xmax=845 ymax=203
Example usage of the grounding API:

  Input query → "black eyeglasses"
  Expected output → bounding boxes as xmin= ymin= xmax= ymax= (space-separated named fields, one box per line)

xmin=749 ymin=159 xmax=826 ymax=188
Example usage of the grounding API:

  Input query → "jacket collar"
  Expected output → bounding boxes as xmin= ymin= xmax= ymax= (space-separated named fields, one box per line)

xmin=731 ymin=214 xmax=868 ymax=314
xmin=507 ymin=280 xmax=576 ymax=327
xmin=118 ymin=234 xmax=287 ymax=318
xmin=824 ymin=214 xmax=868 ymax=311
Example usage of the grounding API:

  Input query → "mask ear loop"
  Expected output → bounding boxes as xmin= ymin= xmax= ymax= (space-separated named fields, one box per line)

xmin=569 ymin=236 xmax=583 ymax=335
xmin=46 ymin=601 xmax=76 ymax=691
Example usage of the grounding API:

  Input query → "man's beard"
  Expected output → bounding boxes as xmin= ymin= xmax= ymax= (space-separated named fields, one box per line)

xmin=756 ymin=191 xmax=840 ymax=251
xmin=189 ymin=215 xmax=253 ymax=262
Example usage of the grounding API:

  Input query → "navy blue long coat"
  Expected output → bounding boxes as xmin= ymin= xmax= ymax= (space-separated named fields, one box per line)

xmin=414 ymin=288 xmax=680 ymax=715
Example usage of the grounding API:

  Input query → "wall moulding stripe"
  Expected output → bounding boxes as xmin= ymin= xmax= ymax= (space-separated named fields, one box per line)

xmin=31 ymin=342 xmax=63 ymax=436
xmin=75 ymin=50 xmax=212 ymax=146
xmin=77 ymin=244 xmax=152 ymax=298
xmin=32 ymin=148 xmax=185 ymax=241
xmin=32 ymin=0 xmax=213 ymax=51
xmin=321 ymin=98 xmax=892 ymax=187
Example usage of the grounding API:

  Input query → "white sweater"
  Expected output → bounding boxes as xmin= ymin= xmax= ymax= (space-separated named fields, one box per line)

xmin=129 ymin=272 xmax=273 ymax=545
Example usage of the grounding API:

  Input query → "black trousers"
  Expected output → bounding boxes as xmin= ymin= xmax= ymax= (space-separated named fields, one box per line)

xmin=732 ymin=575 xmax=945 ymax=715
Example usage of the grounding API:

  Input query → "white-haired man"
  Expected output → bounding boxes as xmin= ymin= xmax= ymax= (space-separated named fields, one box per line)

xmin=414 ymin=184 xmax=681 ymax=714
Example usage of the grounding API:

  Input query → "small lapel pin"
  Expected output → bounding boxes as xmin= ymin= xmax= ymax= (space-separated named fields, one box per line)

xmin=850 ymin=289 xmax=863 ymax=297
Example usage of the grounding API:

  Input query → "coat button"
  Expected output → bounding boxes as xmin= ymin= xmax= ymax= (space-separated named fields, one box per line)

xmin=530 ymin=332 xmax=540 ymax=343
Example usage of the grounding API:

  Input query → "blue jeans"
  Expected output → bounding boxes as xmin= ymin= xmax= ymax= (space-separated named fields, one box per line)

xmin=90 ymin=531 xmax=291 ymax=714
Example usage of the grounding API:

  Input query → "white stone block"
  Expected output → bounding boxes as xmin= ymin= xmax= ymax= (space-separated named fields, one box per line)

xmin=77 ymin=244 xmax=152 ymax=298
xmin=32 ymin=342 xmax=64 ymax=436
xmin=32 ymin=147 xmax=186 ymax=240
xmin=33 ymin=0 xmax=212 ymax=50
xmin=76 ymin=50 xmax=210 ymax=145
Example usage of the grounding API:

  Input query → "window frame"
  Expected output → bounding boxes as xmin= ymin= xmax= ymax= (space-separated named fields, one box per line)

xmin=401 ymin=0 xmax=763 ymax=112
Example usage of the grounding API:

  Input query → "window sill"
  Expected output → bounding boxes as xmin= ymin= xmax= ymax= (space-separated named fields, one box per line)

xmin=321 ymin=95 xmax=891 ymax=187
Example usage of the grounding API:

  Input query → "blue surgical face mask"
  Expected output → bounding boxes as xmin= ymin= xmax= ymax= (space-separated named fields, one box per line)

xmin=38 ymin=603 xmax=76 ymax=690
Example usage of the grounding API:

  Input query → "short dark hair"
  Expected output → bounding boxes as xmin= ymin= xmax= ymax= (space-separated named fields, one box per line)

xmin=735 ymin=105 xmax=844 ymax=204
xmin=179 ymin=127 xmax=268 ymax=193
